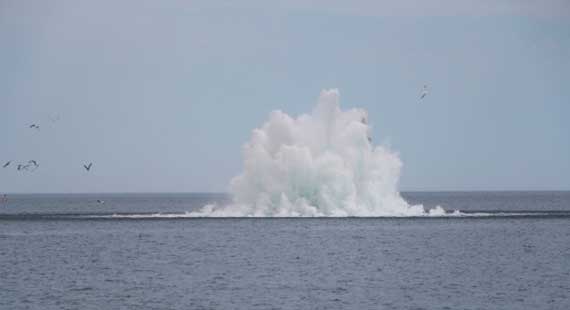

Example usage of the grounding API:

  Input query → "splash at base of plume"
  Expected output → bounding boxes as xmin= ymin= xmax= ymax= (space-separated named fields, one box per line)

xmin=193 ymin=89 xmax=447 ymax=217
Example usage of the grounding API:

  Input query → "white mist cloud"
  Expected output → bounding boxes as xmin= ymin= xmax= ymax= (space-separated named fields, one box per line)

xmin=192 ymin=89 xmax=446 ymax=216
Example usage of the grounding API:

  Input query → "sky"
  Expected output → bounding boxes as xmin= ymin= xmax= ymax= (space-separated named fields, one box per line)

xmin=1 ymin=0 xmax=569 ymax=193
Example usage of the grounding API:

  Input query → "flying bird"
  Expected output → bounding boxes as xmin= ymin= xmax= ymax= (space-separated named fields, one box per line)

xmin=16 ymin=162 xmax=37 ymax=171
xmin=29 ymin=124 xmax=40 ymax=130
xmin=420 ymin=85 xmax=429 ymax=100
xmin=25 ymin=160 xmax=39 ymax=171
xmin=83 ymin=163 xmax=93 ymax=171
xmin=2 ymin=161 xmax=11 ymax=168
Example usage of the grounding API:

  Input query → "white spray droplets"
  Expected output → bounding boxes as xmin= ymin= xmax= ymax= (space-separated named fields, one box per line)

xmin=193 ymin=89 xmax=444 ymax=217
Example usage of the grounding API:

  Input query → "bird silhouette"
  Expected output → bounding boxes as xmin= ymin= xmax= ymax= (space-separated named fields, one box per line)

xmin=420 ymin=85 xmax=429 ymax=100
xmin=2 ymin=161 xmax=11 ymax=168
xmin=83 ymin=163 xmax=93 ymax=171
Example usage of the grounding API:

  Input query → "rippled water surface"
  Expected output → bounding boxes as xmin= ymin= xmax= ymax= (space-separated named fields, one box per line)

xmin=1 ymin=192 xmax=569 ymax=309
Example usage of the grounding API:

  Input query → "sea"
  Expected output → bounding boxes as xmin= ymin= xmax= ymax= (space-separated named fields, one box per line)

xmin=1 ymin=191 xmax=569 ymax=309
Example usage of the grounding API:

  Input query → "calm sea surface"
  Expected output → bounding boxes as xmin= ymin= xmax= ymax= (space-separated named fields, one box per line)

xmin=1 ymin=192 xmax=569 ymax=309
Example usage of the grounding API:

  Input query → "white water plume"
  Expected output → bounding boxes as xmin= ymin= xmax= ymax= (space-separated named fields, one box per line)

xmin=193 ymin=89 xmax=447 ymax=217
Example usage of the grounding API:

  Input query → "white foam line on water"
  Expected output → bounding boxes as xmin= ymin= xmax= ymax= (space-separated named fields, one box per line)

xmin=109 ymin=212 xmax=196 ymax=218
xmin=87 ymin=211 xmax=559 ymax=219
xmin=455 ymin=212 xmax=556 ymax=217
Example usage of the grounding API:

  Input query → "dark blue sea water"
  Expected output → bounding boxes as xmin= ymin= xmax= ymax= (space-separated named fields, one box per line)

xmin=1 ymin=191 xmax=569 ymax=309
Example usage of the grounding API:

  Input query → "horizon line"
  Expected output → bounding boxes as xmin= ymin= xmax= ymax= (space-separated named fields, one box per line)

xmin=2 ymin=189 xmax=569 ymax=195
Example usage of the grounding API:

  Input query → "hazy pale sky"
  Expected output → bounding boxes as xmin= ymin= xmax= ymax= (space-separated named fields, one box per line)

xmin=1 ymin=0 xmax=569 ymax=193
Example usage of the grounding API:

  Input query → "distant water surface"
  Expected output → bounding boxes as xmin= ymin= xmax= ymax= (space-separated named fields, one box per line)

xmin=1 ymin=191 xmax=569 ymax=309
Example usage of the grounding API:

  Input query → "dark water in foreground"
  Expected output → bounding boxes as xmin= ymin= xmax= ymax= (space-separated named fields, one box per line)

xmin=1 ymin=192 xmax=569 ymax=309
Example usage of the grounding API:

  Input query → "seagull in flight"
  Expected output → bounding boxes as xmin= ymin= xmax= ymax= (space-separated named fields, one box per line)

xmin=16 ymin=161 xmax=38 ymax=172
xmin=2 ymin=161 xmax=11 ymax=168
xmin=83 ymin=163 xmax=93 ymax=171
xmin=420 ymin=85 xmax=429 ymax=100
xmin=27 ymin=160 xmax=39 ymax=171
xmin=29 ymin=124 xmax=40 ymax=130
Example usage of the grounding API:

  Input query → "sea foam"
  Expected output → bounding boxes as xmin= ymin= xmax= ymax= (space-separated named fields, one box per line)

xmin=193 ymin=89 xmax=445 ymax=217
